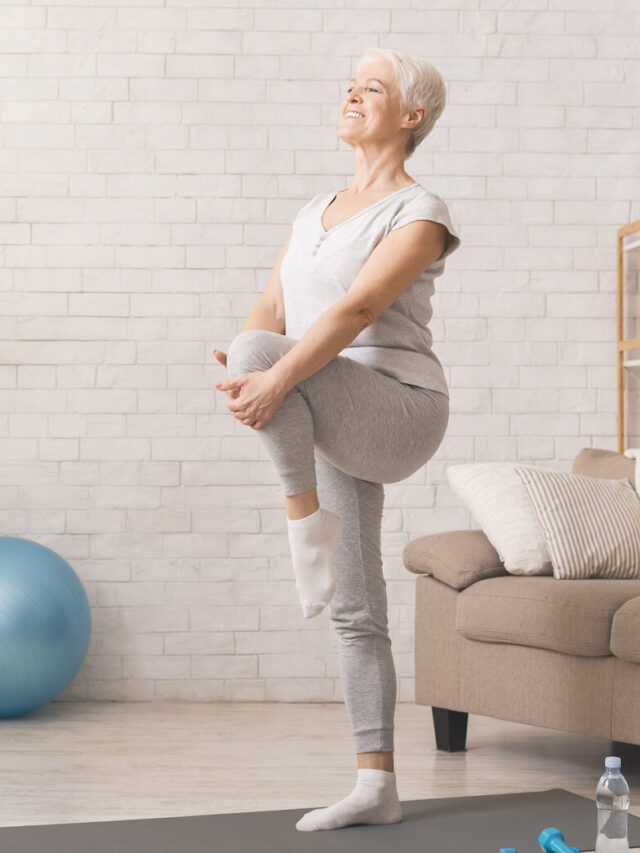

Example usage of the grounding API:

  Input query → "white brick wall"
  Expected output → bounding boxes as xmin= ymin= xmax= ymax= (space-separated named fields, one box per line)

xmin=1 ymin=0 xmax=639 ymax=705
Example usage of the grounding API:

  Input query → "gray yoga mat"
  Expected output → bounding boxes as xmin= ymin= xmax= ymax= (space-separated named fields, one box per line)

xmin=1 ymin=787 xmax=639 ymax=852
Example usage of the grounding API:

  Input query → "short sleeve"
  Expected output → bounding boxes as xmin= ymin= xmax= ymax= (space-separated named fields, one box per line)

xmin=389 ymin=192 xmax=461 ymax=262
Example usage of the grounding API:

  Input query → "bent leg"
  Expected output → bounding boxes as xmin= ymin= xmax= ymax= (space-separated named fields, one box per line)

xmin=224 ymin=329 xmax=449 ymax=494
xmin=226 ymin=330 xmax=317 ymax=496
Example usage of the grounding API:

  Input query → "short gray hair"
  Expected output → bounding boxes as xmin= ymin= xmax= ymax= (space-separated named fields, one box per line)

xmin=355 ymin=48 xmax=447 ymax=161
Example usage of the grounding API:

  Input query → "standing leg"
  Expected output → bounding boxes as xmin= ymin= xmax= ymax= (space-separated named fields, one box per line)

xmin=317 ymin=453 xmax=394 ymax=755
xmin=296 ymin=450 xmax=402 ymax=831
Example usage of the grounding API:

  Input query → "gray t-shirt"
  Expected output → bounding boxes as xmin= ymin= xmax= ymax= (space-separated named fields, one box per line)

xmin=280 ymin=181 xmax=461 ymax=397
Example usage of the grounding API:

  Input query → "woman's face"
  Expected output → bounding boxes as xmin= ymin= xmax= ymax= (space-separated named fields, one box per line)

xmin=339 ymin=60 xmax=411 ymax=150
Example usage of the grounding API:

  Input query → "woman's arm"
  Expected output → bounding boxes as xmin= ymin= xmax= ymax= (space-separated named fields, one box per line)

xmin=268 ymin=301 xmax=368 ymax=395
xmin=241 ymin=229 xmax=292 ymax=335
xmin=268 ymin=218 xmax=446 ymax=396
xmin=242 ymin=300 xmax=284 ymax=335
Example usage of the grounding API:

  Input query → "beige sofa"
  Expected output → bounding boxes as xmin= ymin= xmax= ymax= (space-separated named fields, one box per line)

xmin=403 ymin=448 xmax=640 ymax=757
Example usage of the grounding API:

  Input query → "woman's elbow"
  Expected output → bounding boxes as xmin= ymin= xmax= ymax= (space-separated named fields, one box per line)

xmin=357 ymin=306 xmax=376 ymax=329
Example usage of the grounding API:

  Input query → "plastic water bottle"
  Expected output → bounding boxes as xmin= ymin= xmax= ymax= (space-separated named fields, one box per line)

xmin=595 ymin=756 xmax=630 ymax=853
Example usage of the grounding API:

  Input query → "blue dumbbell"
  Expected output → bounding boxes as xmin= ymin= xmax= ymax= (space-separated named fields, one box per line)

xmin=538 ymin=827 xmax=580 ymax=853
xmin=498 ymin=827 xmax=580 ymax=853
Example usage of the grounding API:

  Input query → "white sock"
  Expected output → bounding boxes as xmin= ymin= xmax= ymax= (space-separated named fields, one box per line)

xmin=286 ymin=506 xmax=342 ymax=619
xmin=296 ymin=768 xmax=403 ymax=831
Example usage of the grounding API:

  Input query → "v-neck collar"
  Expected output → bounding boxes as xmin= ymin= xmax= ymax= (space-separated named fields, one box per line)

xmin=319 ymin=182 xmax=419 ymax=235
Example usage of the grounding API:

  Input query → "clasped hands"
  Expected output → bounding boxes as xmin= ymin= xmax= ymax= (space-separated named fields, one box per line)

xmin=213 ymin=349 xmax=288 ymax=430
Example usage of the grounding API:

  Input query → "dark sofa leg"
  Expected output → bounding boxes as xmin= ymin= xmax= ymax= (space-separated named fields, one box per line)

xmin=611 ymin=740 xmax=640 ymax=770
xmin=432 ymin=706 xmax=468 ymax=752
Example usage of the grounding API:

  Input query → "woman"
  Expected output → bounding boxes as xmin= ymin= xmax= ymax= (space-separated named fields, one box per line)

xmin=214 ymin=47 xmax=461 ymax=832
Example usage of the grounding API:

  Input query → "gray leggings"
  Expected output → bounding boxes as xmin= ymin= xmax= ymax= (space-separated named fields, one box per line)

xmin=225 ymin=329 xmax=450 ymax=754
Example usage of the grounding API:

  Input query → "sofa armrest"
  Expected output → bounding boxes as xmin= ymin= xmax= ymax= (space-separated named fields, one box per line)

xmin=402 ymin=529 xmax=508 ymax=591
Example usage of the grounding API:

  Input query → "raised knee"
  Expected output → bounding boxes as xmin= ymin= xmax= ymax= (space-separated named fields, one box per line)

xmin=226 ymin=329 xmax=270 ymax=376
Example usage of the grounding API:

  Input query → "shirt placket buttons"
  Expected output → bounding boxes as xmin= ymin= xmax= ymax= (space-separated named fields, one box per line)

xmin=311 ymin=233 xmax=326 ymax=256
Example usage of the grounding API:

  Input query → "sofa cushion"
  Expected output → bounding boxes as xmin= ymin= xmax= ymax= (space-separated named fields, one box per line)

xmin=402 ymin=529 xmax=508 ymax=591
xmin=610 ymin=595 xmax=640 ymax=664
xmin=572 ymin=447 xmax=636 ymax=488
xmin=514 ymin=466 xmax=640 ymax=580
xmin=455 ymin=575 xmax=640 ymax=656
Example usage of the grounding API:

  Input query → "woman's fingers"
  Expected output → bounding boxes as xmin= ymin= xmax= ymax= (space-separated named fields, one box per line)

xmin=212 ymin=349 xmax=241 ymax=402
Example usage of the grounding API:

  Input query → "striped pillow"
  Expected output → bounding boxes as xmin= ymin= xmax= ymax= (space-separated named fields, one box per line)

xmin=513 ymin=465 xmax=640 ymax=580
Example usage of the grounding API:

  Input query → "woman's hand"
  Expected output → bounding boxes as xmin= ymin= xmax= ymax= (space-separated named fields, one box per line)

xmin=213 ymin=350 xmax=241 ymax=401
xmin=213 ymin=350 xmax=288 ymax=430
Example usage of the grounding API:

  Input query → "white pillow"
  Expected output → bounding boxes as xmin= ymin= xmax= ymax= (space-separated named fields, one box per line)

xmin=445 ymin=462 xmax=553 ymax=576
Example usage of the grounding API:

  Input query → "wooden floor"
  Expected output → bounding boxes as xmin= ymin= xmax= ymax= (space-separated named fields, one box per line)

xmin=2 ymin=700 xmax=639 ymax=851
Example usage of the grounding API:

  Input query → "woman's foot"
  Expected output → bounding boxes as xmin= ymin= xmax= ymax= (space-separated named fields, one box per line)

xmin=286 ymin=506 xmax=342 ymax=619
xmin=296 ymin=768 xmax=403 ymax=831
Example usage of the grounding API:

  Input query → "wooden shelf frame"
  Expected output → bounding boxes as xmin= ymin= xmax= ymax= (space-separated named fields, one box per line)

xmin=617 ymin=217 xmax=640 ymax=454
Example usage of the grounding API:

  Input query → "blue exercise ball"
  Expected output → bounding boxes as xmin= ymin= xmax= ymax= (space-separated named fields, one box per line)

xmin=0 ymin=536 xmax=91 ymax=718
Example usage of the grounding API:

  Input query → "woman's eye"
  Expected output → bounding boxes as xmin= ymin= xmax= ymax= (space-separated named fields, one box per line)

xmin=346 ymin=87 xmax=379 ymax=93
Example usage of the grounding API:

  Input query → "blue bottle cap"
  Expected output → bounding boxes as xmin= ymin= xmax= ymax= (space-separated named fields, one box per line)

xmin=605 ymin=756 xmax=621 ymax=768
